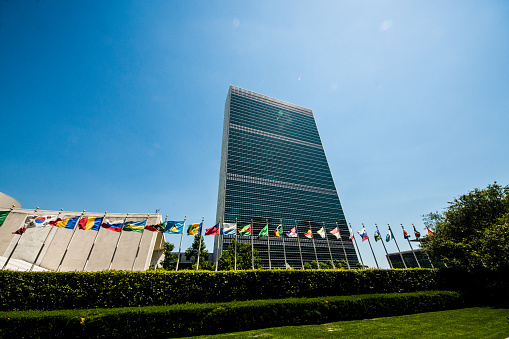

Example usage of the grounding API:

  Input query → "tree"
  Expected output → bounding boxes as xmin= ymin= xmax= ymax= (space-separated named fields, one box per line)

xmin=160 ymin=242 xmax=178 ymax=270
xmin=185 ymin=234 xmax=214 ymax=270
xmin=421 ymin=182 xmax=509 ymax=268
xmin=217 ymin=239 xmax=262 ymax=270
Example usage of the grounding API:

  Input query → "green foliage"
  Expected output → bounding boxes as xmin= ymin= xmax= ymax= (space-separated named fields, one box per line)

xmin=0 ymin=291 xmax=464 ymax=338
xmin=217 ymin=239 xmax=262 ymax=270
xmin=421 ymin=182 xmax=509 ymax=268
xmin=185 ymin=234 xmax=213 ymax=270
xmin=160 ymin=242 xmax=178 ymax=270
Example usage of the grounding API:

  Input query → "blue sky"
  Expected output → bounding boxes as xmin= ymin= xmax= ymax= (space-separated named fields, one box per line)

xmin=1 ymin=1 xmax=508 ymax=268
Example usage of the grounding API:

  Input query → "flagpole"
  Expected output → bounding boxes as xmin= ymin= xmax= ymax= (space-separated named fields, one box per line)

xmin=309 ymin=221 xmax=320 ymax=270
xmin=323 ymin=222 xmax=335 ymax=269
xmin=389 ymin=224 xmax=407 ymax=269
xmin=196 ymin=217 xmax=205 ymax=271
xmin=82 ymin=212 xmax=107 ymax=272
xmin=414 ymin=223 xmax=434 ymax=268
xmin=363 ymin=223 xmax=379 ymax=269
xmin=30 ymin=208 xmax=63 ymax=272
xmin=175 ymin=216 xmax=186 ymax=271
xmin=350 ymin=223 xmax=364 ymax=268
xmin=108 ymin=213 xmax=129 ymax=270
xmin=155 ymin=215 xmax=168 ymax=269
xmin=376 ymin=223 xmax=393 ymax=268
xmin=250 ymin=218 xmax=254 ymax=270
xmin=3 ymin=206 xmax=39 ymax=270
xmin=131 ymin=215 xmax=150 ymax=271
xmin=234 ymin=217 xmax=238 ymax=271
xmin=266 ymin=219 xmax=271 ymax=269
xmin=295 ymin=220 xmax=304 ymax=270
xmin=337 ymin=222 xmax=350 ymax=269
xmin=281 ymin=219 xmax=287 ymax=269
xmin=215 ymin=217 xmax=222 ymax=271
xmin=57 ymin=210 xmax=86 ymax=272
xmin=402 ymin=224 xmax=421 ymax=268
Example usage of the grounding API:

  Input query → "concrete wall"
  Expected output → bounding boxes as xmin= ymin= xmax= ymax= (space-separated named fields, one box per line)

xmin=0 ymin=208 xmax=163 ymax=272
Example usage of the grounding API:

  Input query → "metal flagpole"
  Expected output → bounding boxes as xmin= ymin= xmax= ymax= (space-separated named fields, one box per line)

xmin=155 ymin=215 xmax=168 ymax=269
xmin=281 ymin=219 xmax=288 ymax=268
xmin=175 ymin=216 xmax=186 ymax=271
xmin=215 ymin=217 xmax=222 ymax=271
xmin=30 ymin=208 xmax=63 ymax=272
xmin=250 ymin=218 xmax=254 ymax=270
xmin=414 ymin=223 xmax=434 ymax=268
xmin=309 ymin=221 xmax=320 ymax=269
xmin=376 ymin=223 xmax=393 ymax=268
xmin=363 ymin=223 xmax=380 ymax=269
xmin=3 ymin=207 xmax=39 ymax=270
xmin=266 ymin=219 xmax=271 ymax=269
xmin=196 ymin=217 xmax=205 ymax=271
xmin=131 ymin=215 xmax=150 ymax=271
xmin=234 ymin=217 xmax=238 ymax=271
xmin=350 ymin=223 xmax=364 ymax=268
xmin=295 ymin=220 xmax=304 ymax=270
xmin=57 ymin=210 xmax=86 ymax=272
xmin=108 ymin=213 xmax=129 ymax=270
xmin=82 ymin=212 xmax=107 ymax=272
xmin=323 ymin=222 xmax=335 ymax=269
xmin=402 ymin=224 xmax=421 ymax=268
xmin=337 ymin=222 xmax=350 ymax=269
xmin=389 ymin=224 xmax=407 ymax=268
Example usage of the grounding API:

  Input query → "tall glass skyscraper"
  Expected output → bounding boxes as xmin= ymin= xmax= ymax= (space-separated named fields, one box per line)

xmin=216 ymin=86 xmax=358 ymax=268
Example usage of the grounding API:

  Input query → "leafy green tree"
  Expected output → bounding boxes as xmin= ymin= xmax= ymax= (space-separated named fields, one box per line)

xmin=421 ymin=182 xmax=509 ymax=268
xmin=218 ymin=238 xmax=262 ymax=270
xmin=160 ymin=242 xmax=178 ymax=270
xmin=185 ymin=234 xmax=214 ymax=270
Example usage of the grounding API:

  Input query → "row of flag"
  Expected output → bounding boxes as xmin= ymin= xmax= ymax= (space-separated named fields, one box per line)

xmin=356 ymin=224 xmax=434 ymax=243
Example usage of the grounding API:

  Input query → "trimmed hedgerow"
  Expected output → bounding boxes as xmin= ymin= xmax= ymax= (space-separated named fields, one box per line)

xmin=0 ymin=290 xmax=463 ymax=338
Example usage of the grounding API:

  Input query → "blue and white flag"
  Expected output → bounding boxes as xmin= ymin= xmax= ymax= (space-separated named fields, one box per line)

xmin=165 ymin=221 xmax=185 ymax=234
xmin=221 ymin=223 xmax=237 ymax=235
xmin=386 ymin=229 xmax=393 ymax=242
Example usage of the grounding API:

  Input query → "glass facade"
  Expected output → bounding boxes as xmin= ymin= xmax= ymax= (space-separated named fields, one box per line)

xmin=216 ymin=86 xmax=358 ymax=268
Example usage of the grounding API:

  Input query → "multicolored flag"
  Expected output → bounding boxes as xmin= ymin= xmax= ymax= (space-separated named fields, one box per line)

xmin=304 ymin=229 xmax=313 ymax=238
xmin=287 ymin=226 xmax=297 ymax=237
xmin=348 ymin=229 xmax=354 ymax=242
xmin=386 ymin=229 xmax=393 ymax=242
xmin=205 ymin=223 xmax=220 ymax=236
xmin=413 ymin=225 xmax=421 ymax=240
xmin=329 ymin=227 xmax=341 ymax=239
xmin=102 ymin=220 xmax=123 ymax=232
xmin=78 ymin=217 xmax=103 ymax=231
xmin=238 ymin=224 xmax=251 ymax=236
xmin=0 ymin=211 xmax=10 ymax=226
xmin=123 ymin=220 xmax=146 ymax=233
xmin=145 ymin=222 xmax=165 ymax=232
xmin=164 ymin=221 xmax=184 ymax=234
xmin=374 ymin=229 xmax=382 ymax=242
xmin=357 ymin=228 xmax=369 ymax=241
xmin=221 ymin=223 xmax=236 ymax=235
xmin=187 ymin=223 xmax=201 ymax=235
xmin=427 ymin=227 xmax=434 ymax=236
xmin=317 ymin=227 xmax=326 ymax=238
xmin=51 ymin=216 xmax=80 ymax=230
xmin=13 ymin=215 xmax=58 ymax=234
xmin=258 ymin=224 xmax=269 ymax=238
xmin=403 ymin=229 xmax=410 ymax=239
xmin=273 ymin=225 xmax=283 ymax=237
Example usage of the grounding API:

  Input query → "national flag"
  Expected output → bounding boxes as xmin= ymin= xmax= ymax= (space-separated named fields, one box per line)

xmin=102 ymin=220 xmax=123 ymax=232
xmin=317 ymin=227 xmax=326 ymax=238
xmin=221 ymin=223 xmax=236 ymax=235
xmin=357 ymin=228 xmax=369 ymax=241
xmin=51 ymin=216 xmax=80 ymax=230
xmin=123 ymin=220 xmax=146 ymax=233
xmin=413 ymin=225 xmax=421 ymax=240
xmin=374 ymin=229 xmax=382 ymax=242
xmin=287 ymin=226 xmax=297 ymax=237
xmin=329 ymin=227 xmax=341 ymax=239
xmin=238 ymin=224 xmax=251 ymax=236
xmin=258 ymin=224 xmax=269 ymax=238
xmin=78 ymin=217 xmax=103 ymax=231
xmin=304 ymin=229 xmax=313 ymax=238
xmin=348 ymin=229 xmax=354 ymax=242
xmin=187 ymin=223 xmax=201 ymax=235
xmin=164 ymin=221 xmax=185 ymax=234
xmin=205 ymin=223 xmax=220 ymax=236
xmin=386 ymin=229 xmax=393 ymax=242
xmin=427 ymin=228 xmax=434 ymax=236
xmin=145 ymin=222 xmax=165 ymax=232
xmin=0 ymin=211 xmax=10 ymax=226
xmin=274 ymin=225 xmax=283 ymax=237
xmin=13 ymin=215 xmax=58 ymax=234
xmin=403 ymin=229 xmax=410 ymax=239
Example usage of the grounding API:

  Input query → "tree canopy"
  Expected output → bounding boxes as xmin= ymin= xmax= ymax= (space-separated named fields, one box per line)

xmin=421 ymin=182 xmax=509 ymax=268
xmin=185 ymin=234 xmax=214 ymax=270
xmin=217 ymin=238 xmax=261 ymax=270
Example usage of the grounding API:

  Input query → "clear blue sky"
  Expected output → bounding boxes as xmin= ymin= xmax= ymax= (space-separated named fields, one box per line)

xmin=1 ymin=1 xmax=508 ymax=268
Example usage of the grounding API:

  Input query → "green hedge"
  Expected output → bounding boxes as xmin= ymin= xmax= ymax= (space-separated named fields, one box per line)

xmin=0 ymin=269 xmax=442 ymax=311
xmin=0 ymin=291 xmax=463 ymax=338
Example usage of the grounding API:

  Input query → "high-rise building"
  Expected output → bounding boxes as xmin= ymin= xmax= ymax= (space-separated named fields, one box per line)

xmin=216 ymin=86 xmax=358 ymax=269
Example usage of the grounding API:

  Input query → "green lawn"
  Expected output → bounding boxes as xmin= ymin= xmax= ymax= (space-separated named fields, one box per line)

xmin=185 ymin=307 xmax=509 ymax=339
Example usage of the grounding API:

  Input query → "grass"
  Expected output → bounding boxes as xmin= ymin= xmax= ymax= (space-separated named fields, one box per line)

xmin=184 ymin=307 xmax=509 ymax=339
